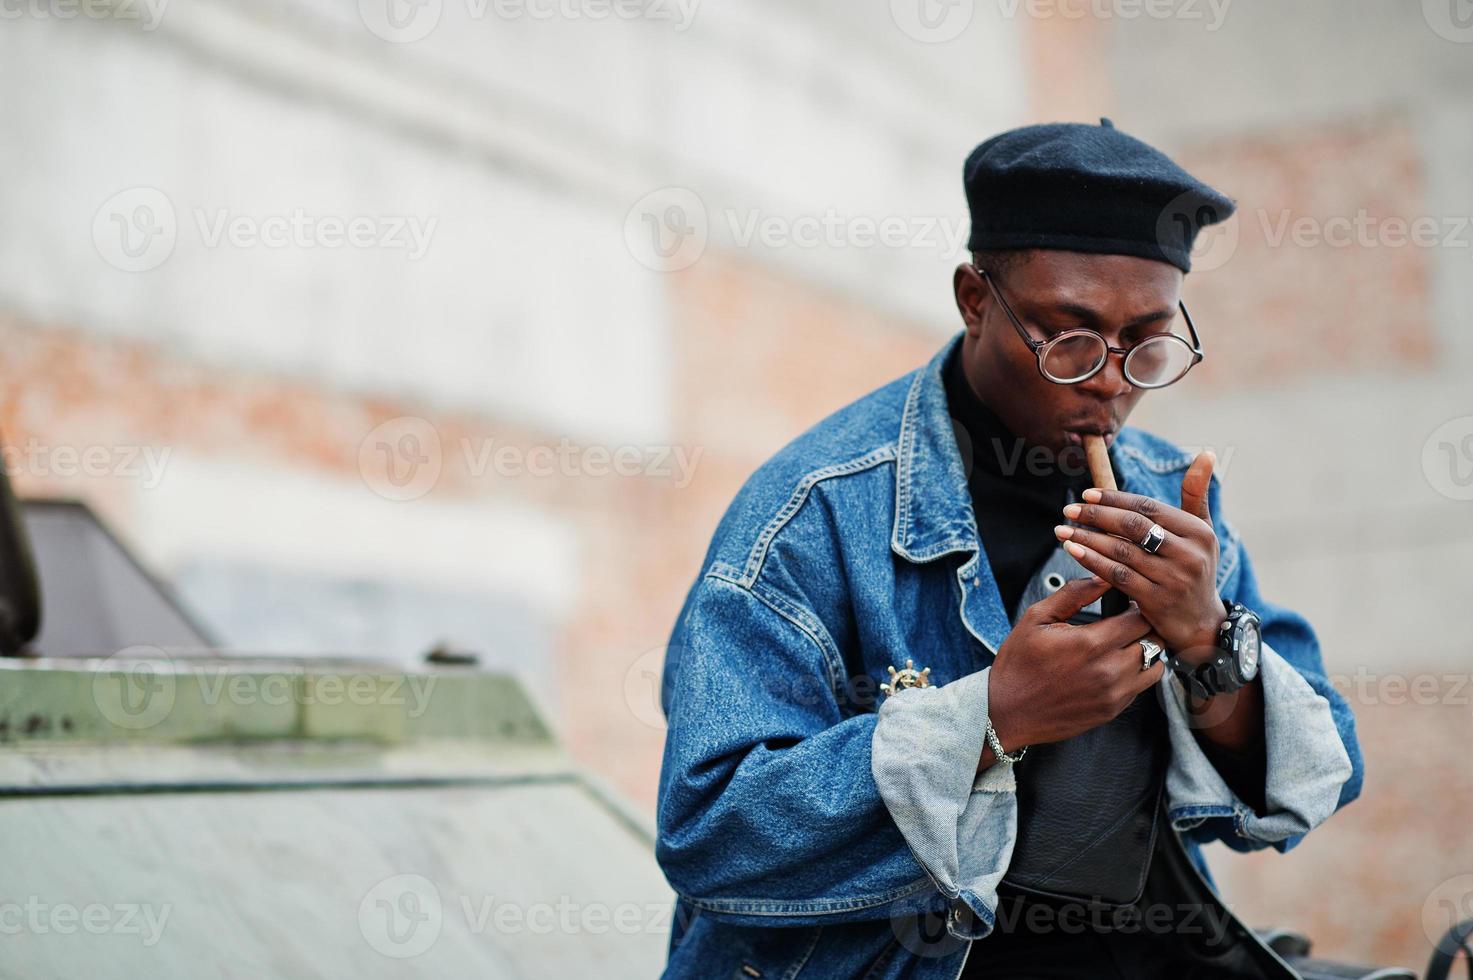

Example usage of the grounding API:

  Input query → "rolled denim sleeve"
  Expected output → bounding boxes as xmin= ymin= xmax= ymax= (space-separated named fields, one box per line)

xmin=1163 ymin=639 xmax=1353 ymax=849
xmin=870 ymin=667 xmax=1016 ymax=940
xmin=656 ymin=574 xmax=946 ymax=927
xmin=1167 ymin=475 xmax=1363 ymax=853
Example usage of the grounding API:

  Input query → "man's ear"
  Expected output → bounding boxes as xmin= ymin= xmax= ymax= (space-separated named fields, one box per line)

xmin=953 ymin=263 xmax=988 ymax=337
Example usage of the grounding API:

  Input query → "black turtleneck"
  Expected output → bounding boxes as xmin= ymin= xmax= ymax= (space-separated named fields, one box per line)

xmin=942 ymin=343 xmax=1112 ymax=620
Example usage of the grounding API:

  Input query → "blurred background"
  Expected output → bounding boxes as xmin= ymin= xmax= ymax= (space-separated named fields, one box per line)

xmin=1 ymin=0 xmax=1471 ymax=970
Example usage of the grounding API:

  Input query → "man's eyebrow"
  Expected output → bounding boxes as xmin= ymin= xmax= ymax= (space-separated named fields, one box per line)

xmin=1046 ymin=301 xmax=1178 ymax=328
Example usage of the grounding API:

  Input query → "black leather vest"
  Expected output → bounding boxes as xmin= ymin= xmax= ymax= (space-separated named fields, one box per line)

xmin=999 ymin=544 xmax=1170 ymax=909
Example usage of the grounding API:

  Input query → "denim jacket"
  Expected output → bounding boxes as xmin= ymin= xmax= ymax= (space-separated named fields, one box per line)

xmin=655 ymin=335 xmax=1362 ymax=980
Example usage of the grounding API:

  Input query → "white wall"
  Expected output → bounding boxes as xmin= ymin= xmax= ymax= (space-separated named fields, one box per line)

xmin=0 ymin=0 xmax=1032 ymax=666
xmin=0 ymin=0 xmax=1030 ymax=446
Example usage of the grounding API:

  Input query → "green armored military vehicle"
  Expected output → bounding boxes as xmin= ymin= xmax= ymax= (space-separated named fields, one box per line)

xmin=0 ymin=467 xmax=672 ymax=977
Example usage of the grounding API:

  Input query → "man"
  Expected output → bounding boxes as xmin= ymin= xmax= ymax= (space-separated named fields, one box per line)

xmin=655 ymin=119 xmax=1362 ymax=979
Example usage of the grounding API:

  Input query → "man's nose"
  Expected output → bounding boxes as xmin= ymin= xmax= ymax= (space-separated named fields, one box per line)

xmin=1077 ymin=351 xmax=1133 ymax=400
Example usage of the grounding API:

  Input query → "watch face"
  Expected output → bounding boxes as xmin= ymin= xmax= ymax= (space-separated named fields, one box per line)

xmin=1239 ymin=621 xmax=1261 ymax=680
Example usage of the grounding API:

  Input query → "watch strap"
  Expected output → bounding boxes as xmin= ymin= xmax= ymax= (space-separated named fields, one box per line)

xmin=1173 ymin=599 xmax=1252 ymax=698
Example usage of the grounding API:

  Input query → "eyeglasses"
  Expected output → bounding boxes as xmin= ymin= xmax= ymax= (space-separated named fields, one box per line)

xmin=972 ymin=264 xmax=1204 ymax=389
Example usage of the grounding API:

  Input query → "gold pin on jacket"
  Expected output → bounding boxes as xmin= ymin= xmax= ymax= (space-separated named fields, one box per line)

xmin=880 ymin=659 xmax=932 ymax=697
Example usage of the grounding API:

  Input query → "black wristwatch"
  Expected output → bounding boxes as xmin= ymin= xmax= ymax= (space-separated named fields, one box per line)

xmin=1170 ymin=599 xmax=1262 ymax=700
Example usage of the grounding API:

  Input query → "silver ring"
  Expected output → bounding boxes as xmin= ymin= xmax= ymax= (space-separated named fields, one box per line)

xmin=1139 ymin=523 xmax=1167 ymax=554
xmin=1139 ymin=638 xmax=1164 ymax=671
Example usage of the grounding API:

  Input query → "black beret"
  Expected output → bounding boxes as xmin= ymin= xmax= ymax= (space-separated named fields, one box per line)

xmin=963 ymin=117 xmax=1235 ymax=273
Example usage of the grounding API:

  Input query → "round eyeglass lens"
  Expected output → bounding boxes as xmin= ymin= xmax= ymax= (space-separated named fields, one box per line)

xmin=1040 ymin=332 xmax=1107 ymax=382
xmin=1123 ymin=334 xmax=1196 ymax=388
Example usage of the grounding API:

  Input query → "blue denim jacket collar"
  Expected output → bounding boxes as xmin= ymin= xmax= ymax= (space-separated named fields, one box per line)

xmin=890 ymin=337 xmax=978 ymax=566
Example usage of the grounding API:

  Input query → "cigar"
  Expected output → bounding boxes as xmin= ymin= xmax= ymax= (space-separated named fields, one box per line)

xmin=1083 ymin=434 xmax=1116 ymax=492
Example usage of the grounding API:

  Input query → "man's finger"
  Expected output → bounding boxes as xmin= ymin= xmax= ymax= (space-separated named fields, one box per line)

xmin=1078 ymin=488 xmax=1209 ymax=538
xmin=1180 ymin=450 xmax=1215 ymax=528
xmin=1029 ymin=575 xmax=1111 ymax=623
xmin=1064 ymin=501 xmax=1207 ymax=549
xmin=1077 ymin=608 xmax=1152 ymax=649
xmin=1060 ymin=539 xmax=1149 ymax=600
xmin=1055 ymin=524 xmax=1167 ymax=582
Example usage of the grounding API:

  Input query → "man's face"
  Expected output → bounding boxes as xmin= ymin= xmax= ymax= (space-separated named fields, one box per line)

xmin=952 ymin=250 xmax=1186 ymax=456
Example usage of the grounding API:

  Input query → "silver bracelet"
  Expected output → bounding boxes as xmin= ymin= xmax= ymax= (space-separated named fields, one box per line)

xmin=985 ymin=721 xmax=1027 ymax=765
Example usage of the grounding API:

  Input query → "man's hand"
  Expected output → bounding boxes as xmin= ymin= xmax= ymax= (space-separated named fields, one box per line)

xmin=984 ymin=576 xmax=1167 ymax=764
xmin=1052 ymin=450 xmax=1225 ymax=666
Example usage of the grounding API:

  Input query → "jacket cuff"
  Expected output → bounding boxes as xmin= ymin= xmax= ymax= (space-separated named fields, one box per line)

xmin=1163 ymin=641 xmax=1353 ymax=846
xmin=870 ymin=667 xmax=1015 ymax=940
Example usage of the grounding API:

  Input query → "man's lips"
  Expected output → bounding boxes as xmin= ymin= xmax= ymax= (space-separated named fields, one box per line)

xmin=1063 ymin=428 xmax=1116 ymax=448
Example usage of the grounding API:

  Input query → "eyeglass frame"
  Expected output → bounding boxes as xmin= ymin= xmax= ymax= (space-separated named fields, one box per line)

xmin=970 ymin=263 xmax=1205 ymax=389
